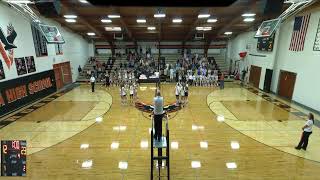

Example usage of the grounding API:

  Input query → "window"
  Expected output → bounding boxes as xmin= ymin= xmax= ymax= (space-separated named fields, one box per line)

xmin=55 ymin=44 xmax=63 ymax=55
xmin=31 ymin=24 xmax=48 ymax=57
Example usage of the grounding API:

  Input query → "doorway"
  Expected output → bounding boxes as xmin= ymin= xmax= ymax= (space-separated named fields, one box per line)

xmin=53 ymin=61 xmax=72 ymax=90
xmin=249 ymin=65 xmax=262 ymax=89
xmin=263 ymin=69 xmax=273 ymax=93
xmin=278 ymin=70 xmax=297 ymax=100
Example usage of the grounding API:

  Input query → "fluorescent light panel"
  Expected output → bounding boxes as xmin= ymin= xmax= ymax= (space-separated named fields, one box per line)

xmin=105 ymin=27 xmax=122 ymax=31
xmin=154 ymin=13 xmax=166 ymax=18
xmin=198 ymin=14 xmax=210 ymax=18
xmin=79 ymin=0 xmax=89 ymax=3
xmin=64 ymin=15 xmax=77 ymax=19
xmin=65 ymin=19 xmax=76 ymax=23
xmin=137 ymin=19 xmax=146 ymax=23
xmin=224 ymin=31 xmax=233 ymax=35
xmin=101 ymin=19 xmax=112 ymax=23
xmin=207 ymin=18 xmax=218 ymax=23
xmin=108 ymin=14 xmax=121 ymax=18
xmin=172 ymin=18 xmax=182 ymax=23
xmin=196 ymin=27 xmax=212 ymax=31
xmin=244 ymin=18 xmax=255 ymax=22
xmin=147 ymin=26 xmax=156 ymax=30
xmin=242 ymin=13 xmax=256 ymax=17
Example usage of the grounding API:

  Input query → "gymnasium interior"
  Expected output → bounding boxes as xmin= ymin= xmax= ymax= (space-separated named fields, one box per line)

xmin=0 ymin=0 xmax=320 ymax=179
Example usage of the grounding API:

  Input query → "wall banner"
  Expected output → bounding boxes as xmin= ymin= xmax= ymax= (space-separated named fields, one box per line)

xmin=0 ymin=70 xmax=57 ymax=117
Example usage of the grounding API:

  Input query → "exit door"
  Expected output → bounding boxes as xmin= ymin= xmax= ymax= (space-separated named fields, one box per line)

xmin=278 ymin=70 xmax=296 ymax=99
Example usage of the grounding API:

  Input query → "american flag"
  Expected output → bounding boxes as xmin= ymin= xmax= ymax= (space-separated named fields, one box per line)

xmin=289 ymin=14 xmax=311 ymax=51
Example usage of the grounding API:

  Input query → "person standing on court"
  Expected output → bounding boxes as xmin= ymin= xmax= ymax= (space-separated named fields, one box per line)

xmin=90 ymin=74 xmax=96 ymax=92
xmin=295 ymin=113 xmax=314 ymax=150
xmin=153 ymin=90 xmax=164 ymax=142
xmin=220 ymin=72 xmax=225 ymax=89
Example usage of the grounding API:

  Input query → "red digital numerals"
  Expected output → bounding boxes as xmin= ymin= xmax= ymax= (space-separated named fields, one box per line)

xmin=12 ymin=140 xmax=20 ymax=150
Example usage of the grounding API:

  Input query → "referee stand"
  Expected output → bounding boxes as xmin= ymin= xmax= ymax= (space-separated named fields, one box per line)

xmin=150 ymin=113 xmax=170 ymax=180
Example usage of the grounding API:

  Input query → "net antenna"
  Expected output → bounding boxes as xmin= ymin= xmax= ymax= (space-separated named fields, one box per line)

xmin=255 ymin=0 xmax=315 ymax=38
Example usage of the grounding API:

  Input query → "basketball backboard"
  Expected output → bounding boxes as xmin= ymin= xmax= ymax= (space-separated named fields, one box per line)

xmin=254 ymin=18 xmax=281 ymax=38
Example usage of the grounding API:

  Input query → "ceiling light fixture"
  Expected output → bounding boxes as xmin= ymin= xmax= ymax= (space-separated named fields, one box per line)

xmin=196 ymin=27 xmax=212 ymax=31
xmin=108 ymin=14 xmax=121 ymax=18
xmin=87 ymin=32 xmax=95 ymax=36
xmin=137 ymin=19 xmax=146 ymax=23
xmin=207 ymin=18 xmax=218 ymax=23
xmin=65 ymin=19 xmax=76 ymax=23
xmin=224 ymin=31 xmax=233 ymax=35
xmin=64 ymin=15 xmax=77 ymax=19
xmin=154 ymin=13 xmax=166 ymax=18
xmin=147 ymin=26 xmax=156 ymax=30
xmin=105 ymin=27 xmax=122 ymax=31
xmin=243 ymin=18 xmax=255 ymax=22
xmin=198 ymin=14 xmax=210 ymax=18
xmin=101 ymin=19 xmax=112 ymax=23
xmin=242 ymin=13 xmax=256 ymax=17
xmin=78 ymin=0 xmax=89 ymax=3
xmin=172 ymin=18 xmax=182 ymax=23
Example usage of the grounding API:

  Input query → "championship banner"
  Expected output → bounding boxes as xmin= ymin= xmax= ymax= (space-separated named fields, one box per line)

xmin=0 ymin=70 xmax=57 ymax=117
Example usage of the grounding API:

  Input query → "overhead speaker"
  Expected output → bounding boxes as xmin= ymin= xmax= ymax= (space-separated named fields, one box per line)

xmin=35 ymin=0 xmax=61 ymax=17
xmin=261 ymin=0 xmax=285 ymax=16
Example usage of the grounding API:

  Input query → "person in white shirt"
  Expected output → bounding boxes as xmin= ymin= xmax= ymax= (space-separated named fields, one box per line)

xmin=120 ymin=85 xmax=127 ymax=105
xmin=133 ymin=82 xmax=138 ymax=100
xmin=153 ymin=90 xmax=164 ymax=141
xmin=129 ymin=84 xmax=134 ymax=103
xmin=175 ymin=82 xmax=181 ymax=105
xmin=295 ymin=113 xmax=314 ymax=150
xmin=170 ymin=68 xmax=174 ymax=82
xmin=90 ymin=75 xmax=96 ymax=92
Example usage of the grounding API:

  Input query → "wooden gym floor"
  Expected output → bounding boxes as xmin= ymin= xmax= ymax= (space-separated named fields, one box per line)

xmin=1 ymin=82 xmax=320 ymax=179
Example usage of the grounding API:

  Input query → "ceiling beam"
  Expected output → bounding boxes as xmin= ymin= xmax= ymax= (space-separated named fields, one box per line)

xmin=183 ymin=18 xmax=199 ymax=42
xmin=114 ymin=7 xmax=135 ymax=42
xmin=183 ymin=9 xmax=203 ymax=42
xmin=158 ymin=21 xmax=162 ymax=41
xmin=217 ymin=0 xmax=258 ymax=36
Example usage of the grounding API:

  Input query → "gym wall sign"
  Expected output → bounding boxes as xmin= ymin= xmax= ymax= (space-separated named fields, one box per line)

xmin=0 ymin=70 xmax=57 ymax=117
xmin=0 ymin=23 xmax=17 ymax=70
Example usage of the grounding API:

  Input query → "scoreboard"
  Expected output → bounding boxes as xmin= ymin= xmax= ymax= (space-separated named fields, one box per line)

xmin=1 ymin=140 xmax=26 ymax=176
xmin=257 ymin=34 xmax=275 ymax=52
